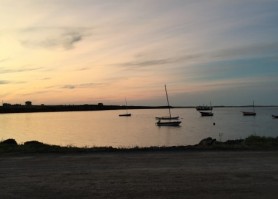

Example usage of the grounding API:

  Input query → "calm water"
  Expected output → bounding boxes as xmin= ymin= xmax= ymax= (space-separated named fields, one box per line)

xmin=0 ymin=107 xmax=277 ymax=147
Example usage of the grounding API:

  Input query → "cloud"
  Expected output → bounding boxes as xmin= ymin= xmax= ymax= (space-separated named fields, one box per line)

xmin=21 ymin=89 xmax=60 ymax=96
xmin=0 ymin=58 xmax=9 ymax=63
xmin=41 ymin=77 xmax=51 ymax=80
xmin=0 ymin=67 xmax=42 ymax=74
xmin=116 ymin=53 xmax=202 ymax=69
xmin=0 ymin=80 xmax=27 ymax=85
xmin=76 ymin=67 xmax=91 ymax=71
xmin=211 ymin=42 xmax=278 ymax=60
xmin=63 ymin=85 xmax=75 ymax=89
xmin=62 ymin=82 xmax=104 ymax=89
xmin=119 ymin=58 xmax=174 ymax=68
xmin=0 ymin=80 xmax=10 ymax=85
xmin=20 ymin=27 xmax=92 ymax=50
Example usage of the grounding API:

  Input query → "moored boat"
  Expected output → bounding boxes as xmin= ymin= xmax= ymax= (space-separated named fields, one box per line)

xmin=119 ymin=113 xmax=131 ymax=117
xmin=119 ymin=98 xmax=131 ymax=117
xmin=155 ymin=116 xmax=179 ymax=120
xmin=200 ymin=111 xmax=214 ymax=117
xmin=272 ymin=115 xmax=278 ymax=119
xmin=155 ymin=85 xmax=181 ymax=126
xmin=242 ymin=101 xmax=256 ymax=116
xmin=196 ymin=105 xmax=213 ymax=111
xmin=156 ymin=120 xmax=181 ymax=126
xmin=242 ymin=111 xmax=256 ymax=116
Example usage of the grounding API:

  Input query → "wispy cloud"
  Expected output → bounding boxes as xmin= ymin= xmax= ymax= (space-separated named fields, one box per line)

xmin=40 ymin=77 xmax=52 ymax=80
xmin=116 ymin=53 xmax=202 ymax=70
xmin=20 ymin=27 xmax=92 ymax=50
xmin=0 ymin=80 xmax=27 ymax=85
xmin=0 ymin=67 xmax=42 ymax=74
xmin=75 ymin=67 xmax=91 ymax=71
xmin=63 ymin=85 xmax=75 ymax=89
xmin=0 ymin=80 xmax=10 ymax=85
xmin=211 ymin=42 xmax=278 ymax=60
xmin=0 ymin=58 xmax=9 ymax=63
xmin=21 ymin=90 xmax=59 ymax=96
xmin=62 ymin=82 xmax=105 ymax=90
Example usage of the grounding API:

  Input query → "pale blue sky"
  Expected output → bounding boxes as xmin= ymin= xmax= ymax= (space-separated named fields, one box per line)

xmin=0 ymin=0 xmax=278 ymax=106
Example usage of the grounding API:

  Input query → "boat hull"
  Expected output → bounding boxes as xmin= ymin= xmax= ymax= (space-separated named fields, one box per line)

xmin=155 ymin=116 xmax=179 ymax=120
xmin=242 ymin=111 xmax=256 ymax=116
xmin=272 ymin=115 xmax=278 ymax=119
xmin=119 ymin=113 xmax=131 ymax=117
xmin=199 ymin=111 xmax=214 ymax=117
xmin=156 ymin=121 xmax=181 ymax=126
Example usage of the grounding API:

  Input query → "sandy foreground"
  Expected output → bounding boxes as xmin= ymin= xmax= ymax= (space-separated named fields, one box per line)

xmin=1 ymin=151 xmax=278 ymax=199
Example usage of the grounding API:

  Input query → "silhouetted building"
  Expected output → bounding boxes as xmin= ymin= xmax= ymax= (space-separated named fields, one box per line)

xmin=3 ymin=103 xmax=11 ymax=107
xmin=25 ymin=101 xmax=32 ymax=106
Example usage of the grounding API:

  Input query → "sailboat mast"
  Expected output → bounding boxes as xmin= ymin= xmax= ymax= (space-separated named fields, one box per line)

xmin=164 ymin=85 xmax=172 ymax=118
xmin=125 ymin=98 xmax=128 ymax=114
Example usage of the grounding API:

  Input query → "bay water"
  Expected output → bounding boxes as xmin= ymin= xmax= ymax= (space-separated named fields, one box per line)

xmin=0 ymin=107 xmax=277 ymax=147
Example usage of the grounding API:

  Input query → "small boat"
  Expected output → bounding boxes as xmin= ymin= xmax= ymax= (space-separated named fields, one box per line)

xmin=196 ymin=105 xmax=213 ymax=111
xmin=198 ymin=102 xmax=213 ymax=117
xmin=155 ymin=85 xmax=181 ymax=126
xmin=242 ymin=111 xmax=256 ymax=116
xmin=119 ymin=98 xmax=131 ymax=117
xmin=200 ymin=111 xmax=214 ymax=117
xmin=242 ymin=101 xmax=256 ymax=116
xmin=119 ymin=113 xmax=131 ymax=117
xmin=272 ymin=115 xmax=278 ymax=119
xmin=155 ymin=116 xmax=179 ymax=120
xmin=156 ymin=120 xmax=181 ymax=126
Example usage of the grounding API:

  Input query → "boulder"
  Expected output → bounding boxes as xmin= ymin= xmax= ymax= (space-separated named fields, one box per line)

xmin=199 ymin=137 xmax=216 ymax=146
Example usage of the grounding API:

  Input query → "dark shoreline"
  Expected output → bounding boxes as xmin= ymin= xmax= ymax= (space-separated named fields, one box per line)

xmin=0 ymin=104 xmax=170 ymax=114
xmin=1 ymin=104 xmax=277 ymax=114
xmin=1 ymin=135 xmax=278 ymax=155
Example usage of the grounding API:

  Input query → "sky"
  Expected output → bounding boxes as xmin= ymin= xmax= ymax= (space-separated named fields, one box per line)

xmin=0 ymin=0 xmax=278 ymax=106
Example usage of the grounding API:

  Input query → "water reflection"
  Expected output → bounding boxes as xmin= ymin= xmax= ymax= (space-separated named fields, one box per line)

xmin=0 ymin=107 xmax=277 ymax=147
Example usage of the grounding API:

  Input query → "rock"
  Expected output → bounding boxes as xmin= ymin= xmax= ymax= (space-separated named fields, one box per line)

xmin=0 ymin=139 xmax=18 ymax=146
xmin=24 ymin=140 xmax=46 ymax=147
xmin=199 ymin=137 xmax=216 ymax=146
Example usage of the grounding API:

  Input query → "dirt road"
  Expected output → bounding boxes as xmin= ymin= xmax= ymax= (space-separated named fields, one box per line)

xmin=1 ymin=151 xmax=278 ymax=198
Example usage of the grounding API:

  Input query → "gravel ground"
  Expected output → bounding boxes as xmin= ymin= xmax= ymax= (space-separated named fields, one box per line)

xmin=1 ymin=151 xmax=278 ymax=199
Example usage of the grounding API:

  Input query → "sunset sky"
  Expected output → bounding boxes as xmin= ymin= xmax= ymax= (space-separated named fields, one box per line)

xmin=1 ymin=0 xmax=278 ymax=106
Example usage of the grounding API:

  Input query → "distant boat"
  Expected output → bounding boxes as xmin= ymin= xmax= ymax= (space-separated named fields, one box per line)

xmin=119 ymin=113 xmax=131 ymax=117
xmin=119 ymin=98 xmax=131 ymax=117
xmin=242 ymin=101 xmax=256 ymax=116
xmin=198 ymin=102 xmax=214 ymax=117
xmin=156 ymin=85 xmax=181 ymax=126
xmin=156 ymin=120 xmax=181 ymax=126
xmin=196 ymin=105 xmax=213 ymax=111
xmin=199 ymin=111 xmax=214 ymax=117
xmin=272 ymin=115 xmax=278 ymax=119
xmin=155 ymin=116 xmax=179 ymax=120
xmin=242 ymin=111 xmax=256 ymax=116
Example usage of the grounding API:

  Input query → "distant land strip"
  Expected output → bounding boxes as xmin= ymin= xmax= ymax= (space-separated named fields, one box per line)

xmin=0 ymin=103 xmax=277 ymax=114
xmin=0 ymin=103 xmax=175 ymax=114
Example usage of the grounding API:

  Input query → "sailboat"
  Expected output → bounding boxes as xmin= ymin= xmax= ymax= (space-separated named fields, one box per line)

xmin=156 ymin=85 xmax=181 ymax=126
xmin=242 ymin=101 xmax=256 ymax=116
xmin=199 ymin=102 xmax=214 ymax=117
xmin=119 ymin=98 xmax=131 ymax=117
